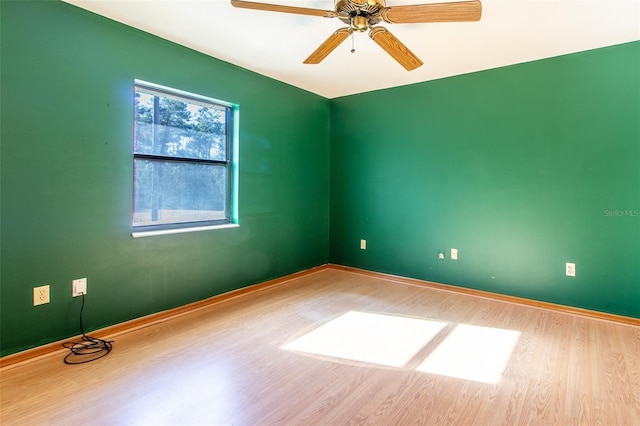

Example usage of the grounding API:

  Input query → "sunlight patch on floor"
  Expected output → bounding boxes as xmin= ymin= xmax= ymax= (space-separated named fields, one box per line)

xmin=416 ymin=324 xmax=521 ymax=384
xmin=282 ymin=311 xmax=447 ymax=368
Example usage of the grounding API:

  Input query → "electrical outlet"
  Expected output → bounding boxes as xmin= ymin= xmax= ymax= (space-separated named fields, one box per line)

xmin=438 ymin=250 xmax=445 ymax=260
xmin=566 ymin=262 xmax=576 ymax=277
xmin=360 ymin=239 xmax=367 ymax=250
xmin=451 ymin=248 xmax=458 ymax=260
xmin=72 ymin=278 xmax=87 ymax=297
xmin=34 ymin=285 xmax=50 ymax=306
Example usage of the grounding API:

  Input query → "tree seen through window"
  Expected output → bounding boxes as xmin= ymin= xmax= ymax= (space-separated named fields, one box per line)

xmin=133 ymin=82 xmax=232 ymax=230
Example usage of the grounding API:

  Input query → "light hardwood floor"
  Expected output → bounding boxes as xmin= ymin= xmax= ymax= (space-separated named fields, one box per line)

xmin=1 ymin=268 xmax=639 ymax=425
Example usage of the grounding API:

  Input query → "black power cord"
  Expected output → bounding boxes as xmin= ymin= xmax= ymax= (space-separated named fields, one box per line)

xmin=63 ymin=292 xmax=113 ymax=364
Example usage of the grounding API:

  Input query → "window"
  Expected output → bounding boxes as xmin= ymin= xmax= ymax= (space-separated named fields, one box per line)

xmin=133 ymin=80 xmax=234 ymax=234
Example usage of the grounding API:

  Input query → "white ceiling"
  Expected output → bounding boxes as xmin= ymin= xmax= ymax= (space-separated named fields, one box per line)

xmin=63 ymin=0 xmax=640 ymax=99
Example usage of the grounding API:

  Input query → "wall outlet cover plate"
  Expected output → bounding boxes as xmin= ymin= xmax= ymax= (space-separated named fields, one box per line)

xmin=34 ymin=285 xmax=50 ymax=306
xmin=72 ymin=278 xmax=87 ymax=297
xmin=566 ymin=262 xmax=576 ymax=277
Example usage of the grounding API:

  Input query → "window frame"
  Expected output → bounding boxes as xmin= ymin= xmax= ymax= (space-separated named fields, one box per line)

xmin=132 ymin=80 xmax=235 ymax=235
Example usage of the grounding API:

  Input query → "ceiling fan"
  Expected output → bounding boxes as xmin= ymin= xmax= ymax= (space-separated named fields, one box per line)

xmin=230 ymin=0 xmax=482 ymax=71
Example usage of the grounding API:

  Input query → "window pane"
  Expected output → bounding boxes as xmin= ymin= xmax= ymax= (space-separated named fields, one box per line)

xmin=134 ymin=89 xmax=227 ymax=161
xmin=133 ymin=159 xmax=227 ymax=227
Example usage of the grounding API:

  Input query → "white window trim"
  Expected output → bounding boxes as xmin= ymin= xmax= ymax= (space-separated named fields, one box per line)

xmin=132 ymin=223 xmax=239 ymax=238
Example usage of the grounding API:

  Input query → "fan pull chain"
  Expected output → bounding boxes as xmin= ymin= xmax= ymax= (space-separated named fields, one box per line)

xmin=351 ymin=32 xmax=355 ymax=54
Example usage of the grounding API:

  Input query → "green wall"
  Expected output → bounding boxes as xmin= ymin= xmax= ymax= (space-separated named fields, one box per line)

xmin=2 ymin=1 xmax=638 ymax=358
xmin=330 ymin=41 xmax=640 ymax=318
xmin=0 ymin=0 xmax=329 ymax=356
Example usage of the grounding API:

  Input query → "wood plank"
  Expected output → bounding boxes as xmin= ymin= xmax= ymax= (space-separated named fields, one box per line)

xmin=1 ymin=267 xmax=638 ymax=424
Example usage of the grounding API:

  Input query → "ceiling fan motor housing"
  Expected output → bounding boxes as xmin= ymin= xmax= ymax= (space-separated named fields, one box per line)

xmin=335 ymin=0 xmax=385 ymax=29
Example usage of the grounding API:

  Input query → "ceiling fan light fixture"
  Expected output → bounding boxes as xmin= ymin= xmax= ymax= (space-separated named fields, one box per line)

xmin=351 ymin=15 xmax=369 ymax=31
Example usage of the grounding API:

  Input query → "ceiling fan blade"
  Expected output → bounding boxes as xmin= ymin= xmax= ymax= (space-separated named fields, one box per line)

xmin=369 ymin=27 xmax=423 ymax=71
xmin=231 ymin=0 xmax=336 ymax=18
xmin=304 ymin=28 xmax=352 ymax=64
xmin=381 ymin=0 xmax=482 ymax=24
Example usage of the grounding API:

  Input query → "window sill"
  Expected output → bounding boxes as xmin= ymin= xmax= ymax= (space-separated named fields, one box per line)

xmin=132 ymin=223 xmax=239 ymax=238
